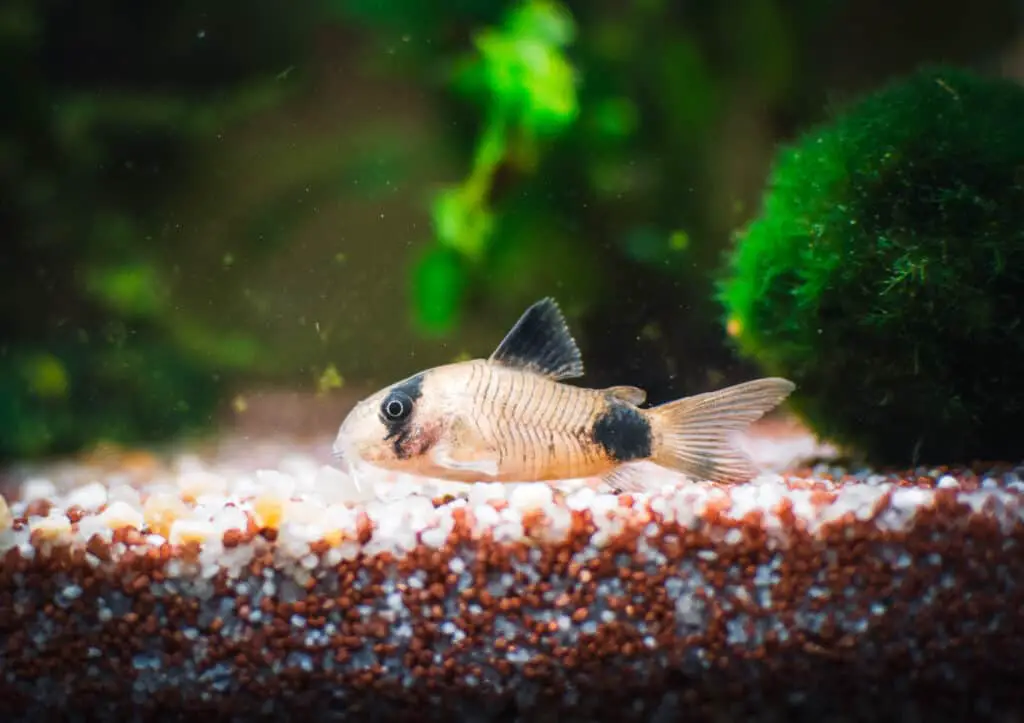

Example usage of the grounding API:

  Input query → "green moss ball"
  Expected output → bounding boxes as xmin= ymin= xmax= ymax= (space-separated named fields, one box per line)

xmin=718 ymin=65 xmax=1024 ymax=467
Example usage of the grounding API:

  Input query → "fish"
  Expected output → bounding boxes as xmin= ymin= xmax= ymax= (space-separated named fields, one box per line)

xmin=331 ymin=297 xmax=796 ymax=493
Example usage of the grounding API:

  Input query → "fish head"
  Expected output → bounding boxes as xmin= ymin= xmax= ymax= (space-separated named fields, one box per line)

xmin=332 ymin=367 xmax=458 ymax=476
xmin=331 ymin=296 xmax=587 ymax=484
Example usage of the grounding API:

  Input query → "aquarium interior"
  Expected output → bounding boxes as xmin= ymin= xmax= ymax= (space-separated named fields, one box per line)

xmin=3 ymin=1 xmax=1024 ymax=721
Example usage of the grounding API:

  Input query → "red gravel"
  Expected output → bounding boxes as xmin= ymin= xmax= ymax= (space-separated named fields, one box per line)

xmin=0 ymin=420 xmax=1021 ymax=722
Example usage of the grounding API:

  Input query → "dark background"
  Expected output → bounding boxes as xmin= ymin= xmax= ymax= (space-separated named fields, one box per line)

xmin=3 ymin=0 xmax=1021 ymax=460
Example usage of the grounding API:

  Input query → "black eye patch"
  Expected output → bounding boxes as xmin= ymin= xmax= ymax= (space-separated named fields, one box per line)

xmin=380 ymin=390 xmax=413 ymax=422
xmin=377 ymin=374 xmax=425 ymax=459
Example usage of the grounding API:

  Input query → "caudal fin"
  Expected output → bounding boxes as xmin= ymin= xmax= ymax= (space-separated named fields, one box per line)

xmin=647 ymin=377 xmax=796 ymax=484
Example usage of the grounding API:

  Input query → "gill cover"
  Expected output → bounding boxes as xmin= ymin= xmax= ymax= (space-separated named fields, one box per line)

xmin=331 ymin=372 xmax=426 ymax=475
xmin=333 ymin=297 xmax=591 ymax=479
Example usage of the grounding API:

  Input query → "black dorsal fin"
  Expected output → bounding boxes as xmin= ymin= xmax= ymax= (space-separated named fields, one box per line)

xmin=487 ymin=297 xmax=584 ymax=380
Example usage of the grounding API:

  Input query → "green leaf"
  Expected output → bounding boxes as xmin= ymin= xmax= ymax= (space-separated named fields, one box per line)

xmin=470 ymin=0 xmax=579 ymax=137
xmin=84 ymin=262 xmax=167 ymax=317
xmin=412 ymin=245 xmax=468 ymax=334
xmin=506 ymin=0 xmax=575 ymax=46
xmin=431 ymin=185 xmax=495 ymax=260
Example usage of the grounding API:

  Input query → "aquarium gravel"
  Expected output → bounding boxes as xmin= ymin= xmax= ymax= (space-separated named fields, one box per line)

xmin=1 ymin=427 xmax=1024 ymax=722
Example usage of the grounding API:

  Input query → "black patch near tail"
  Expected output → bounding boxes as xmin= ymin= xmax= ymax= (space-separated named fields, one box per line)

xmin=591 ymin=401 xmax=653 ymax=462
xmin=380 ymin=373 xmax=425 ymax=459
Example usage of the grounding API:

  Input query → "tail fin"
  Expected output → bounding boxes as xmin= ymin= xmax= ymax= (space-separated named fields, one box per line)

xmin=647 ymin=377 xmax=796 ymax=483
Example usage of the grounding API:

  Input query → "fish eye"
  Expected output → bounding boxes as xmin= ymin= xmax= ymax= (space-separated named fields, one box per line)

xmin=381 ymin=390 xmax=413 ymax=422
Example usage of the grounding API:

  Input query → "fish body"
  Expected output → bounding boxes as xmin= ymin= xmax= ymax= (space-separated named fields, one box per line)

xmin=332 ymin=297 xmax=796 ymax=492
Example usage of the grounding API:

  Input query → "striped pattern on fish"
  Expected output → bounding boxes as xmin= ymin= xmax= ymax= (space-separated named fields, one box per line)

xmin=332 ymin=298 xmax=796 ymax=493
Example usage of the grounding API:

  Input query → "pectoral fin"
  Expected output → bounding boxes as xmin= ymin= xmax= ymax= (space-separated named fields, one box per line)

xmin=431 ymin=442 xmax=500 ymax=478
xmin=430 ymin=415 xmax=500 ymax=479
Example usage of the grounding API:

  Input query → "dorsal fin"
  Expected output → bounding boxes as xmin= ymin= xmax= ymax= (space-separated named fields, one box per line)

xmin=487 ymin=297 xmax=584 ymax=380
xmin=603 ymin=385 xmax=647 ymax=406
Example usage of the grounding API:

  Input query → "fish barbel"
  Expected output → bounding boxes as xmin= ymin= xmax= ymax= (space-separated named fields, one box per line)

xmin=332 ymin=297 xmax=795 ymax=492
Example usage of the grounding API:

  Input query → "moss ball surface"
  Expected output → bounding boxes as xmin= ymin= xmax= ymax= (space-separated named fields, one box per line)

xmin=719 ymin=66 xmax=1024 ymax=466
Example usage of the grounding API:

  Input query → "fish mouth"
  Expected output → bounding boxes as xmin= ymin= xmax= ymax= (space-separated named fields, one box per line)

xmin=331 ymin=444 xmax=351 ymax=475
xmin=331 ymin=443 xmax=366 ymax=492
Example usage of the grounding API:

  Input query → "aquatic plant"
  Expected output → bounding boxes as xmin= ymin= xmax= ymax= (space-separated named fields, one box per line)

xmin=414 ymin=0 xmax=580 ymax=333
xmin=718 ymin=65 xmax=1024 ymax=466
xmin=331 ymin=0 xmax=845 ymax=399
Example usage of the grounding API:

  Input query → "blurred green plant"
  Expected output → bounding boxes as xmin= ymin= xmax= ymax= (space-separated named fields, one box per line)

xmin=413 ymin=0 xmax=580 ymax=333
xmin=5 ymin=0 xmax=1018 ymax=463
xmin=329 ymin=0 xmax=847 ymax=395
xmin=718 ymin=65 xmax=1024 ymax=466
xmin=0 ymin=0 xmax=319 ymax=461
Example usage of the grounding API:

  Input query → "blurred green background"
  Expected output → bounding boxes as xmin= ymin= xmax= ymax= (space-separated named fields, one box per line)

xmin=2 ymin=0 xmax=1022 ymax=461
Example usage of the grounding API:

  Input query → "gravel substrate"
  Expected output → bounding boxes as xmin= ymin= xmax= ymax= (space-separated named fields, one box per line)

xmin=1 ymin=424 xmax=1023 ymax=722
